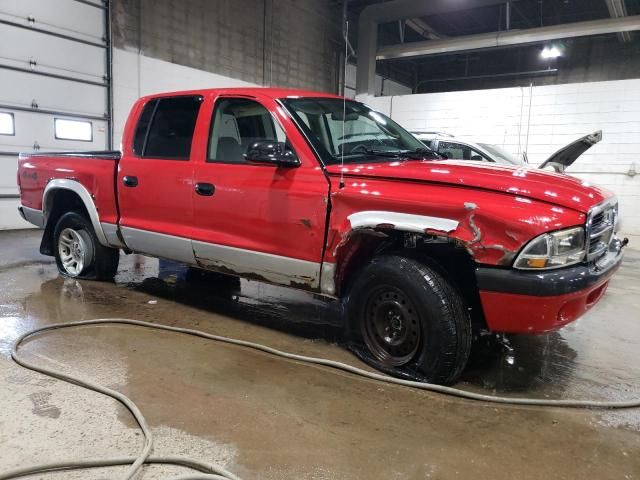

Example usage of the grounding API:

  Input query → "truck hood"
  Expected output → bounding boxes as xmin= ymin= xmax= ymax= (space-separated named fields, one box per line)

xmin=326 ymin=160 xmax=610 ymax=213
xmin=538 ymin=130 xmax=602 ymax=172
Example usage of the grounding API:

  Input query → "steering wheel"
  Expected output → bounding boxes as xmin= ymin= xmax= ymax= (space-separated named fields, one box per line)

xmin=349 ymin=144 xmax=370 ymax=154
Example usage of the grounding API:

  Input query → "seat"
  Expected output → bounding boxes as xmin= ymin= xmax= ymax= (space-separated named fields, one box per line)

xmin=216 ymin=136 xmax=244 ymax=163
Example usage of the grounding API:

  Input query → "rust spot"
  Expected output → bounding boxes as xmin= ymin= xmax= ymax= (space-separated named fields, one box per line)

xmin=300 ymin=218 xmax=312 ymax=229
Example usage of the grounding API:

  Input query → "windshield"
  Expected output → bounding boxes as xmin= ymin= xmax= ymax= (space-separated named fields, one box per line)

xmin=477 ymin=143 xmax=521 ymax=165
xmin=281 ymin=98 xmax=433 ymax=165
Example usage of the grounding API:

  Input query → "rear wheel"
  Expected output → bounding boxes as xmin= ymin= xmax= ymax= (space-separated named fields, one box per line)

xmin=346 ymin=255 xmax=472 ymax=385
xmin=53 ymin=212 xmax=119 ymax=280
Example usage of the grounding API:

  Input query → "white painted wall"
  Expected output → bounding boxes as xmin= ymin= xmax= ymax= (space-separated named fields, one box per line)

xmin=362 ymin=79 xmax=640 ymax=235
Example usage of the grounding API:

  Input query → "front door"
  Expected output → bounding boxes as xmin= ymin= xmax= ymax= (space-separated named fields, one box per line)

xmin=117 ymin=95 xmax=203 ymax=263
xmin=191 ymin=94 xmax=329 ymax=290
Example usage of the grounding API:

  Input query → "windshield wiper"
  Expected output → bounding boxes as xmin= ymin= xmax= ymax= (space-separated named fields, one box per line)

xmin=401 ymin=147 xmax=444 ymax=160
xmin=336 ymin=148 xmax=404 ymax=159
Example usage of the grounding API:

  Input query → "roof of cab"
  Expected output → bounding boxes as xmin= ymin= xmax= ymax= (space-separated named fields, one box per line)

xmin=138 ymin=87 xmax=344 ymax=103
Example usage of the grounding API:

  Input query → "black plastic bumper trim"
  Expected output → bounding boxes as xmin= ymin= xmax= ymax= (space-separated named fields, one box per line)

xmin=476 ymin=248 xmax=624 ymax=297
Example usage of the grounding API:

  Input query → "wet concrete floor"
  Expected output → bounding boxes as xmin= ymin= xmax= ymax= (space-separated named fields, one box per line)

xmin=0 ymin=229 xmax=639 ymax=479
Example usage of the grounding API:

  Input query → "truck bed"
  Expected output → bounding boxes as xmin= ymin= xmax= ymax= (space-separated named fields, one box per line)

xmin=18 ymin=150 xmax=122 ymax=225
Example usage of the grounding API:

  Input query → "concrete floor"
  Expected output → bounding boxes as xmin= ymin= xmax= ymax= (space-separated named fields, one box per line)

xmin=0 ymin=229 xmax=639 ymax=480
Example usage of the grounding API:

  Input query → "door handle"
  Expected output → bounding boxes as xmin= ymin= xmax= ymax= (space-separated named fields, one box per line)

xmin=122 ymin=176 xmax=138 ymax=187
xmin=195 ymin=182 xmax=215 ymax=196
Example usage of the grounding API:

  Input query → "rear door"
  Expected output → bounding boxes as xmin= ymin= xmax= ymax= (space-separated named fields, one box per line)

xmin=117 ymin=95 xmax=203 ymax=263
xmin=191 ymin=94 xmax=329 ymax=289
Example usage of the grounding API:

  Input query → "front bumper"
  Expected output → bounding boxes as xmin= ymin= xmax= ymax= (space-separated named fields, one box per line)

xmin=476 ymin=238 xmax=625 ymax=333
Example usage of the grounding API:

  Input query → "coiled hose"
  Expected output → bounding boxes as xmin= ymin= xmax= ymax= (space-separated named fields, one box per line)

xmin=3 ymin=318 xmax=640 ymax=480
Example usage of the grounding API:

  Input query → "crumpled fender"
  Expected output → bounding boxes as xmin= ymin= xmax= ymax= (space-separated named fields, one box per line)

xmin=324 ymin=182 xmax=586 ymax=270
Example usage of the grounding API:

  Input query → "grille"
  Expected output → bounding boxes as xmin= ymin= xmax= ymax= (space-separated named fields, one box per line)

xmin=586 ymin=200 xmax=617 ymax=261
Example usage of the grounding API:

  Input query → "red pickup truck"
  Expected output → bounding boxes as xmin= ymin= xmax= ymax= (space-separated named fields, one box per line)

xmin=17 ymin=88 xmax=625 ymax=384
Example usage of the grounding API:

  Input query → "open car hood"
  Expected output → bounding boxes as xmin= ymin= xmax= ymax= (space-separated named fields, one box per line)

xmin=538 ymin=130 xmax=602 ymax=172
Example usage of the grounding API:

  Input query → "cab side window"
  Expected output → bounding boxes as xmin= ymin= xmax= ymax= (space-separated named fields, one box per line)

xmin=208 ymin=98 xmax=287 ymax=163
xmin=438 ymin=141 xmax=465 ymax=160
xmin=133 ymin=96 xmax=202 ymax=159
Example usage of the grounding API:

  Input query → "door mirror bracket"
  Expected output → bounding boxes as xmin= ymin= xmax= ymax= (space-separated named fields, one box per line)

xmin=245 ymin=141 xmax=300 ymax=167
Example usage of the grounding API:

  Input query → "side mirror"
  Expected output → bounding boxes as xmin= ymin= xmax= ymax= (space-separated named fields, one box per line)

xmin=245 ymin=141 xmax=300 ymax=167
xmin=470 ymin=155 xmax=483 ymax=161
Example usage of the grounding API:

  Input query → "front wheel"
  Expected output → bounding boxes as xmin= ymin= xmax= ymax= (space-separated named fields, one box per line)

xmin=53 ymin=212 xmax=119 ymax=280
xmin=346 ymin=255 xmax=472 ymax=385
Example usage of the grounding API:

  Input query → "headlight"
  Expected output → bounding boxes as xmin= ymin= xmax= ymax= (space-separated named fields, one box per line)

xmin=514 ymin=227 xmax=586 ymax=270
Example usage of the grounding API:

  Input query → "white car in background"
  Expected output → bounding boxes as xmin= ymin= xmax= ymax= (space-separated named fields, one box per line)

xmin=411 ymin=131 xmax=523 ymax=166
xmin=411 ymin=130 xmax=603 ymax=173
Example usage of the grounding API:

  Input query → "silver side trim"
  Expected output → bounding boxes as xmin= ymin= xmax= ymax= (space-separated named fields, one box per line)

xmin=348 ymin=210 xmax=459 ymax=233
xmin=101 ymin=222 xmax=126 ymax=248
xmin=43 ymin=179 xmax=109 ymax=246
xmin=120 ymin=227 xmax=195 ymax=264
xmin=320 ymin=262 xmax=336 ymax=295
xmin=19 ymin=206 xmax=45 ymax=228
xmin=193 ymin=240 xmax=321 ymax=289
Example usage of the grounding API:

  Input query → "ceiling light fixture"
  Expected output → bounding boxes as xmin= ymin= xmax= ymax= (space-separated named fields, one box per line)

xmin=541 ymin=45 xmax=562 ymax=59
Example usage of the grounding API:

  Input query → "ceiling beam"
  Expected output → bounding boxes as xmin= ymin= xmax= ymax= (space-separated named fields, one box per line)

xmin=605 ymin=0 xmax=632 ymax=42
xmin=377 ymin=14 xmax=640 ymax=60
xmin=356 ymin=0 xmax=505 ymax=96
xmin=405 ymin=18 xmax=445 ymax=40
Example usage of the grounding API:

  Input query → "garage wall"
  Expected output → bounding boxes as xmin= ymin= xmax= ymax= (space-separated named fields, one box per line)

xmin=363 ymin=78 xmax=640 ymax=235
xmin=112 ymin=0 xmax=341 ymax=93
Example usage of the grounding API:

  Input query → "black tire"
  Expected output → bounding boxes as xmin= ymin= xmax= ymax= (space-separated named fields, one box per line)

xmin=53 ymin=211 xmax=119 ymax=280
xmin=346 ymin=255 xmax=472 ymax=385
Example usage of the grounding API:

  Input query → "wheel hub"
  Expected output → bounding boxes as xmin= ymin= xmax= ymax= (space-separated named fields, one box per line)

xmin=363 ymin=287 xmax=421 ymax=366
xmin=58 ymin=228 xmax=89 ymax=276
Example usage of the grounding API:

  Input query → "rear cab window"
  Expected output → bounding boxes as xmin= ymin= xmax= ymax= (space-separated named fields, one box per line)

xmin=132 ymin=96 xmax=203 ymax=159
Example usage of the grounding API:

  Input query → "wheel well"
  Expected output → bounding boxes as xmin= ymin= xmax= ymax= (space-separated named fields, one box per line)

xmin=40 ymin=189 xmax=90 ymax=256
xmin=336 ymin=230 xmax=488 ymax=332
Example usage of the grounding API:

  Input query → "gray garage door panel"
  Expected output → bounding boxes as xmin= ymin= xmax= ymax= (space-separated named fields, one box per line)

xmin=0 ymin=24 xmax=106 ymax=81
xmin=0 ymin=0 xmax=105 ymax=43
xmin=0 ymin=70 xmax=106 ymax=115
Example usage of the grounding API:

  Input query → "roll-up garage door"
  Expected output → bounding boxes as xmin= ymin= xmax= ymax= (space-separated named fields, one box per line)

xmin=0 ymin=0 xmax=112 ymax=229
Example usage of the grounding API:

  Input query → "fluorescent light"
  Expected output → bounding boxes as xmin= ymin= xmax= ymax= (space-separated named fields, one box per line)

xmin=0 ymin=112 xmax=15 ymax=135
xmin=55 ymin=118 xmax=92 ymax=141
xmin=541 ymin=45 xmax=562 ymax=59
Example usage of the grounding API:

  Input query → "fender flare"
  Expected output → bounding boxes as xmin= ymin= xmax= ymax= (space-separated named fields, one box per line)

xmin=347 ymin=211 xmax=460 ymax=234
xmin=43 ymin=179 xmax=110 ymax=247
